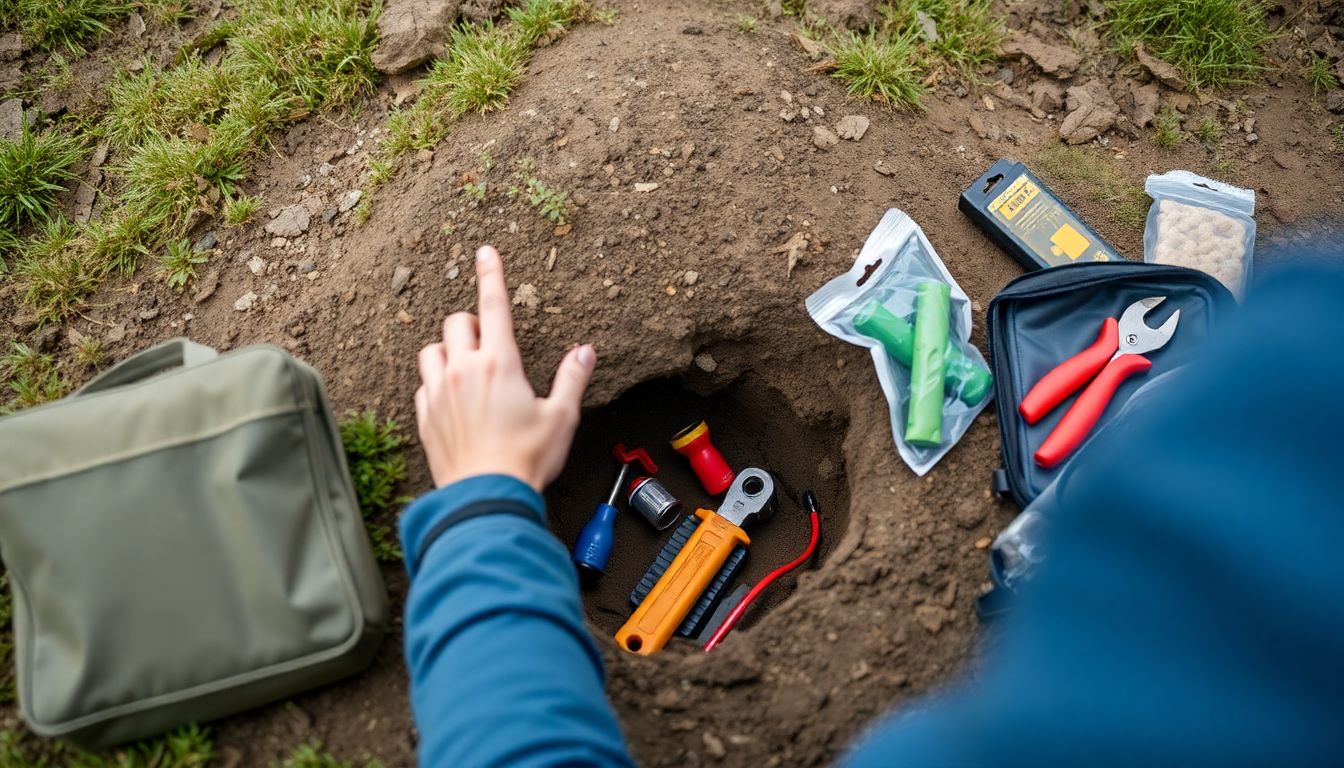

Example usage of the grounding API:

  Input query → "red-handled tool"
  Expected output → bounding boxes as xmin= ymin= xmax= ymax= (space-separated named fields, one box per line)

xmin=1020 ymin=297 xmax=1180 ymax=468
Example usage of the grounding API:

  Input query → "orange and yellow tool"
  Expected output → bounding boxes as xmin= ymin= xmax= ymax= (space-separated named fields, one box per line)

xmin=615 ymin=469 xmax=775 ymax=655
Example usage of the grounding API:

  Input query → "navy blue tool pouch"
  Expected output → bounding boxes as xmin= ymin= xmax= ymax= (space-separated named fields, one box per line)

xmin=987 ymin=262 xmax=1234 ymax=508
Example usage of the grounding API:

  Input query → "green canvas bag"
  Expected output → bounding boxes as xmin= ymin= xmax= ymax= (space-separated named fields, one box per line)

xmin=0 ymin=338 xmax=388 ymax=748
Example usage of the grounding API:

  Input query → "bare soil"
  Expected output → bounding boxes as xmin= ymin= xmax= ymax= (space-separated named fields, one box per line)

xmin=4 ymin=0 xmax=1344 ymax=765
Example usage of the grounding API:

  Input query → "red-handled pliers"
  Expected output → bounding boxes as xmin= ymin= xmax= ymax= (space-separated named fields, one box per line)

xmin=1020 ymin=297 xmax=1180 ymax=468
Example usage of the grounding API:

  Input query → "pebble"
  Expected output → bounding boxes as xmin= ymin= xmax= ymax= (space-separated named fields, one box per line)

xmin=247 ymin=256 xmax=267 ymax=275
xmin=193 ymin=231 xmax=217 ymax=252
xmin=415 ymin=148 xmax=434 ymax=163
xmin=391 ymin=265 xmax=413 ymax=294
xmin=338 ymin=190 xmax=362 ymax=213
xmin=835 ymin=114 xmax=870 ymax=141
xmin=512 ymin=284 xmax=540 ymax=308
xmin=914 ymin=605 xmax=948 ymax=634
xmin=811 ymin=125 xmax=840 ymax=150
xmin=396 ymin=309 xmax=414 ymax=324
xmin=634 ymin=182 xmax=660 ymax=192
xmin=138 ymin=307 xmax=160 ymax=321
xmin=447 ymin=265 xmax=460 ymax=280
xmin=299 ymin=260 xmax=317 ymax=274
xmin=270 ymin=237 xmax=288 ymax=249
xmin=702 ymin=732 xmax=726 ymax=759
xmin=265 ymin=205 xmax=311 ymax=237
xmin=975 ymin=537 xmax=992 ymax=549
xmin=683 ymin=270 xmax=699 ymax=286
xmin=694 ymin=352 xmax=717 ymax=372
xmin=608 ymin=116 xmax=621 ymax=132
xmin=233 ymin=291 xmax=259 ymax=312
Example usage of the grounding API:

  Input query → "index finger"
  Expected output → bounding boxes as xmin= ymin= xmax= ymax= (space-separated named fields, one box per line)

xmin=474 ymin=245 xmax=518 ymax=352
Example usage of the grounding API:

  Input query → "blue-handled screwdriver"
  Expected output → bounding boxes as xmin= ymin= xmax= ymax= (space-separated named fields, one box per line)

xmin=572 ymin=461 xmax=632 ymax=586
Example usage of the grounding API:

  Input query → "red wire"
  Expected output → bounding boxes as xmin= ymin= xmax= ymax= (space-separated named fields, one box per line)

xmin=703 ymin=510 xmax=820 ymax=652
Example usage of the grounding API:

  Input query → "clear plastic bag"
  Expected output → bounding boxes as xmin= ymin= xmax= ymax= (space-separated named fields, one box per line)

xmin=1144 ymin=170 xmax=1256 ymax=298
xmin=806 ymin=209 xmax=993 ymax=475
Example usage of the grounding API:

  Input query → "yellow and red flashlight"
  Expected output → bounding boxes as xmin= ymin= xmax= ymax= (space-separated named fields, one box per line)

xmin=670 ymin=420 xmax=735 ymax=495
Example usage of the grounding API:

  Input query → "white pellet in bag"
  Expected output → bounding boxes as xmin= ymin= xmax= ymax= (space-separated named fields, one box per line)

xmin=1143 ymin=170 xmax=1255 ymax=298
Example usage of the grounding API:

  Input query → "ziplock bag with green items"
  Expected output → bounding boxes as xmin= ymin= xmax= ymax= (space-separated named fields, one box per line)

xmin=807 ymin=209 xmax=993 ymax=475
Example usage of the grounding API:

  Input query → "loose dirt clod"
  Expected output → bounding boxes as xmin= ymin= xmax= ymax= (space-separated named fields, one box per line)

xmin=835 ymin=115 xmax=870 ymax=141
xmin=812 ymin=125 xmax=840 ymax=149
xmin=266 ymin=206 xmax=312 ymax=238
xmin=391 ymin=266 xmax=414 ymax=294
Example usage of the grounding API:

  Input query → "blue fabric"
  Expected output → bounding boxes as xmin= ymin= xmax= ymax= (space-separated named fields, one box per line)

xmin=844 ymin=264 xmax=1344 ymax=767
xmin=400 ymin=474 xmax=633 ymax=767
xmin=402 ymin=265 xmax=1344 ymax=768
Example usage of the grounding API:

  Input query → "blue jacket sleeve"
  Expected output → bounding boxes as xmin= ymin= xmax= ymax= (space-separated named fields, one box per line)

xmin=400 ymin=474 xmax=634 ymax=768
xmin=845 ymin=264 xmax=1344 ymax=767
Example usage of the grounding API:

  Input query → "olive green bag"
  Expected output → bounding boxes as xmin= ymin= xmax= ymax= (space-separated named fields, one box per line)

xmin=0 ymin=338 xmax=388 ymax=748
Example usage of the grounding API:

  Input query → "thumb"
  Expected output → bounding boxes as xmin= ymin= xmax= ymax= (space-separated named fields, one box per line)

xmin=547 ymin=344 xmax=596 ymax=413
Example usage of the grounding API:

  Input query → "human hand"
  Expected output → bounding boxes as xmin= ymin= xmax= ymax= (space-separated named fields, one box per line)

xmin=415 ymin=245 xmax=597 ymax=491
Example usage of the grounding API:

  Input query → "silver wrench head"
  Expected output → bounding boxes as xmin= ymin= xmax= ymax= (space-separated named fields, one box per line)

xmin=716 ymin=468 xmax=776 ymax=528
xmin=1116 ymin=296 xmax=1180 ymax=357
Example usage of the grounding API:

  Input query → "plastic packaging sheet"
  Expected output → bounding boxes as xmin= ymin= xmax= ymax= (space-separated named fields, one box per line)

xmin=806 ymin=209 xmax=993 ymax=475
xmin=1144 ymin=170 xmax=1256 ymax=298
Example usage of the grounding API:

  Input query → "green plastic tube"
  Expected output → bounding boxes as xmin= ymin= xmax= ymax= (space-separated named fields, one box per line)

xmin=903 ymin=282 xmax=951 ymax=447
xmin=853 ymin=299 xmax=992 ymax=406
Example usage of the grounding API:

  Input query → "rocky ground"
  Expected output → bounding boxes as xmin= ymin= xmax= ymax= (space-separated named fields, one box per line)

xmin=2 ymin=0 xmax=1343 ymax=765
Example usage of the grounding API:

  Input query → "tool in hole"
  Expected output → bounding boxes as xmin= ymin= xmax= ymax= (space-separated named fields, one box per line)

xmin=571 ymin=444 xmax=665 ymax=585
xmin=1020 ymin=297 xmax=1180 ymax=468
xmin=670 ymin=420 xmax=735 ymax=495
xmin=703 ymin=490 xmax=821 ymax=652
xmin=615 ymin=468 xmax=775 ymax=655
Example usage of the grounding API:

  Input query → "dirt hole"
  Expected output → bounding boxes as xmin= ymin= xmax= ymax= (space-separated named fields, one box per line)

xmin=546 ymin=373 xmax=851 ymax=643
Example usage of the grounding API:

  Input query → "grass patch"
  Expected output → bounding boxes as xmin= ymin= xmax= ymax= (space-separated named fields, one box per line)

xmin=75 ymin=336 xmax=104 ymax=367
xmin=3 ymin=0 xmax=379 ymax=321
xmin=0 ymin=122 xmax=85 ymax=233
xmin=0 ymin=342 xmax=70 ymax=414
xmin=367 ymin=0 xmax=604 ymax=213
xmin=8 ymin=0 xmax=131 ymax=56
xmin=1 ymin=723 xmax=214 ymax=767
xmin=818 ymin=0 xmax=1003 ymax=110
xmin=1308 ymin=54 xmax=1339 ymax=98
xmin=1153 ymin=106 xmax=1183 ymax=148
xmin=13 ymin=217 xmax=106 ymax=325
xmin=1195 ymin=116 xmax=1222 ymax=144
xmin=736 ymin=14 xmax=757 ymax=33
xmin=223 ymin=192 xmax=263 ymax=225
xmin=1332 ymin=124 xmax=1344 ymax=146
xmin=1037 ymin=144 xmax=1150 ymax=229
xmin=1105 ymin=0 xmax=1273 ymax=88
xmin=157 ymin=237 xmax=207 ymax=288
xmin=274 ymin=742 xmax=383 ymax=768
xmin=828 ymin=31 xmax=926 ymax=109
xmin=340 ymin=411 xmax=410 ymax=563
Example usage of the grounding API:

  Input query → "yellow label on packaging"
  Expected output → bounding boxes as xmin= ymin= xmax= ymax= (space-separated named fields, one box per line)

xmin=1050 ymin=223 xmax=1090 ymax=260
xmin=990 ymin=176 xmax=1039 ymax=221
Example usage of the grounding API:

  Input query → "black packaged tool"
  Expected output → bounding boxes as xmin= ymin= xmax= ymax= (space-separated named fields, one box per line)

xmin=960 ymin=159 xmax=1126 ymax=271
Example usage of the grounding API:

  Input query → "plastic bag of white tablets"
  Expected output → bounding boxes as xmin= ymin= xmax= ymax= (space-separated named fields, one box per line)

xmin=1143 ymin=171 xmax=1256 ymax=298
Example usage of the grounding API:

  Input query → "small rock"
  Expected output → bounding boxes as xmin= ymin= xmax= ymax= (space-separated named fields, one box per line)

xmin=702 ymin=732 xmax=726 ymax=760
xmin=1130 ymin=81 xmax=1160 ymax=129
xmin=391 ymin=265 xmax=414 ymax=294
xmin=372 ymin=0 xmax=462 ymax=74
xmin=265 ymin=205 xmax=311 ymax=237
xmin=138 ymin=307 xmax=160 ymax=322
xmin=811 ymin=125 xmax=840 ymax=150
xmin=128 ymin=11 xmax=146 ymax=37
xmin=1001 ymin=34 xmax=1082 ymax=78
xmin=193 ymin=271 xmax=219 ymax=303
xmin=683 ymin=270 xmax=699 ymax=286
xmin=247 ymin=255 xmax=267 ymax=275
xmin=194 ymin=231 xmax=217 ymax=252
xmin=850 ymin=660 xmax=871 ymax=680
xmin=1134 ymin=42 xmax=1187 ymax=90
xmin=270 ymin=236 xmax=288 ymax=248
xmin=967 ymin=113 xmax=989 ymax=139
xmin=914 ymin=605 xmax=949 ymax=634
xmin=233 ymin=291 xmax=259 ymax=312
xmin=634 ymin=182 xmax=660 ymax=192
xmin=1059 ymin=80 xmax=1120 ymax=145
xmin=608 ymin=116 xmax=620 ymax=132
xmin=974 ymin=536 xmax=992 ymax=550
xmin=694 ymin=352 xmax=717 ymax=372
xmin=338 ymin=190 xmax=363 ymax=212
xmin=606 ymin=285 xmax=622 ymax=299
xmin=396 ymin=309 xmax=414 ymax=324
xmin=0 ymin=33 xmax=22 ymax=63
xmin=416 ymin=148 xmax=434 ymax=163
xmin=33 ymin=325 xmax=61 ymax=352
xmin=1326 ymin=90 xmax=1344 ymax=115
xmin=447 ymin=265 xmax=460 ymax=279
xmin=835 ymin=114 xmax=870 ymax=140
xmin=299 ymin=260 xmax=317 ymax=274
xmin=512 ymin=283 xmax=540 ymax=309
xmin=873 ymin=160 xmax=896 ymax=177
xmin=1245 ymin=132 xmax=1259 ymax=144
xmin=0 ymin=98 xmax=23 ymax=143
